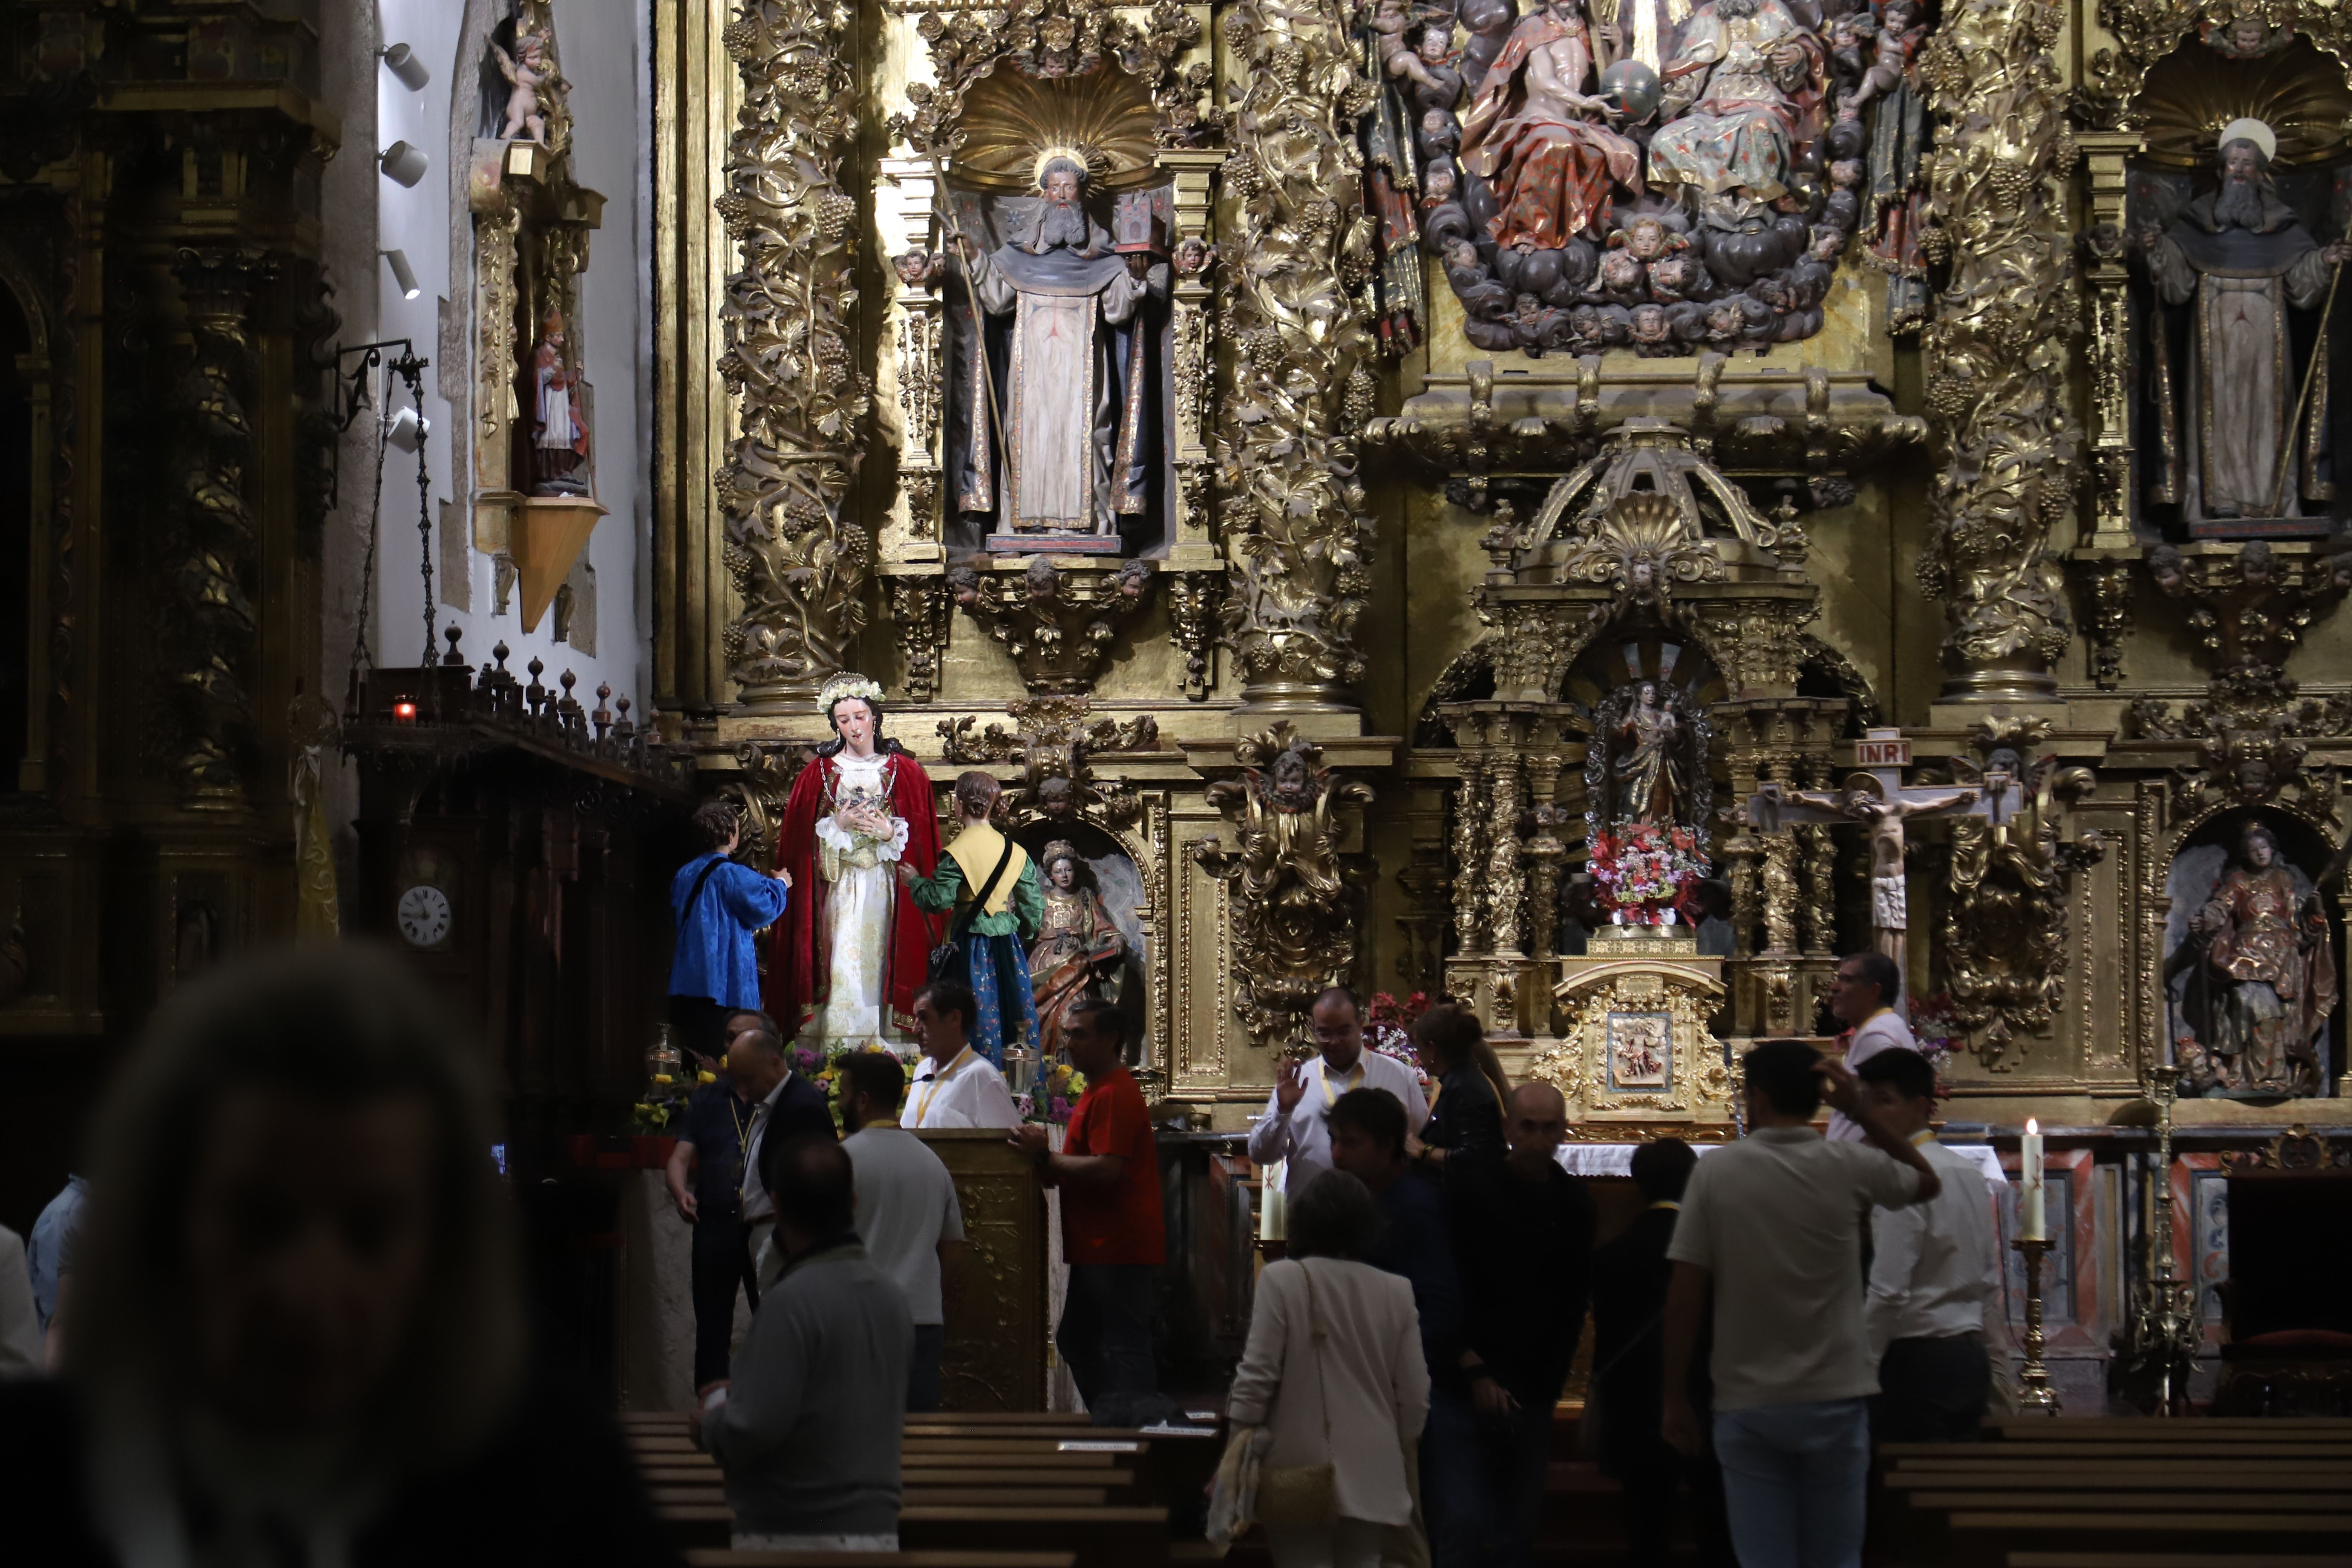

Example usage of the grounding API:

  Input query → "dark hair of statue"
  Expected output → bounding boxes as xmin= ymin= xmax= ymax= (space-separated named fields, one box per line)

xmin=815 ymin=694 xmax=908 ymax=759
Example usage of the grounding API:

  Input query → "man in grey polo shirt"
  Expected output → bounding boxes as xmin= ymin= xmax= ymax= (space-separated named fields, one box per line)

xmin=1660 ymin=1040 xmax=1942 ymax=1568
xmin=839 ymin=1049 xmax=966 ymax=1411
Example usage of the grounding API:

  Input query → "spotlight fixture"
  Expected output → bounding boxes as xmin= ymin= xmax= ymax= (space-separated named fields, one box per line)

xmin=382 ymin=248 xmax=421 ymax=301
xmin=379 ymin=141 xmax=429 ymax=188
xmin=388 ymin=406 xmax=430 ymax=453
xmin=380 ymin=42 xmax=430 ymax=92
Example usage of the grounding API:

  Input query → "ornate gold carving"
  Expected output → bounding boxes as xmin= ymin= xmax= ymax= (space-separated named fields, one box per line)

xmin=1916 ymin=0 xmax=2082 ymax=702
xmin=1798 ymin=822 xmax=1837 ymax=958
xmin=2145 ymin=541 xmax=2352 ymax=677
xmin=1193 ymin=724 xmax=1374 ymax=1052
xmin=1759 ymin=831 xmax=1800 ymax=955
xmin=1165 ymin=569 xmax=1223 ymax=701
xmin=1939 ymin=717 xmax=2107 ymax=1062
xmin=1533 ymin=965 xmax=1733 ymax=1121
xmin=1394 ymin=840 xmax=1451 ymax=992
xmin=1215 ymin=0 xmax=1378 ymax=712
xmin=718 ymin=0 xmax=872 ymax=709
xmin=947 ymin=557 xmax=1157 ymax=695
xmin=2136 ymin=664 xmax=2344 ymax=823
xmin=2084 ymin=557 xmax=2136 ymax=690
xmin=167 ymin=248 xmax=263 ymax=809
xmin=886 ymin=574 xmax=951 ymax=703
xmin=720 ymin=740 xmax=816 ymax=870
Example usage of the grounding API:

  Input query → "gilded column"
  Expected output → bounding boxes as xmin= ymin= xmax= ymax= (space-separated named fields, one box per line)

xmin=1217 ymin=0 xmax=1379 ymax=715
xmin=168 ymin=248 xmax=263 ymax=810
xmin=718 ymin=0 xmax=871 ymax=710
xmin=1916 ymin=0 xmax=2082 ymax=703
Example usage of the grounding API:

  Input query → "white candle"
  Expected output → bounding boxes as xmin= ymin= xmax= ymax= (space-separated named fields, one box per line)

xmin=2020 ymin=1118 xmax=2047 ymax=1243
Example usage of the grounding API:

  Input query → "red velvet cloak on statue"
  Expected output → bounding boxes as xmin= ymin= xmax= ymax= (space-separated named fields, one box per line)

xmin=762 ymin=747 xmax=944 ymax=1037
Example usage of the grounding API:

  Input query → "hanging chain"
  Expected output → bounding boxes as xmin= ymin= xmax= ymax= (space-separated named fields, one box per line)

xmin=346 ymin=360 xmax=394 ymax=700
xmin=394 ymin=351 xmax=438 ymax=667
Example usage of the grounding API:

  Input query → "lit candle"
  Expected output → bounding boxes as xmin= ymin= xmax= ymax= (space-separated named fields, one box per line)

xmin=2020 ymin=1117 xmax=2046 ymax=1243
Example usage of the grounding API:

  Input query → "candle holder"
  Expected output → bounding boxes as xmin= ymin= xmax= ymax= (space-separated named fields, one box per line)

xmin=2013 ymin=1236 xmax=2060 ymax=1414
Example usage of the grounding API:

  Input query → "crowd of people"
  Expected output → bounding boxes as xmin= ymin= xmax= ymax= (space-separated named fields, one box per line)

xmin=0 ymin=831 xmax=2009 ymax=1567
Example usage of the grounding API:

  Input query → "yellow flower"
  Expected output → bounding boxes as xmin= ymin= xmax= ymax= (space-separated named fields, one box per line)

xmin=652 ymin=1073 xmax=673 ymax=1085
xmin=698 ymin=1070 xmax=717 ymax=1084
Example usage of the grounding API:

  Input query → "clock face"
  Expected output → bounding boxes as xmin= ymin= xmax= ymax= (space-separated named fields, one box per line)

xmin=397 ymin=884 xmax=453 ymax=948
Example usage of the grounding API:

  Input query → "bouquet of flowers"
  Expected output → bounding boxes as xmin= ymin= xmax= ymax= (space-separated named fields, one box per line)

xmin=1906 ymin=991 xmax=1963 ymax=1095
xmin=1016 ymin=1061 xmax=1087 ymax=1125
xmin=1365 ymin=991 xmax=1433 ymax=1090
xmin=1589 ymin=823 xmax=1710 ymax=924
xmin=815 ymin=1042 xmax=921 ymax=1132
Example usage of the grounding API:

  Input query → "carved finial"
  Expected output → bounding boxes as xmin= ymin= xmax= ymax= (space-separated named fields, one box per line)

xmin=493 ymin=640 xmax=511 ymax=673
xmin=443 ymin=624 xmax=466 ymax=667
xmin=560 ymin=669 xmax=576 ymax=696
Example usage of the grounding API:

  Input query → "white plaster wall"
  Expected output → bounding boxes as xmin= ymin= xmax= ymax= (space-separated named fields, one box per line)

xmin=367 ymin=0 xmax=652 ymax=709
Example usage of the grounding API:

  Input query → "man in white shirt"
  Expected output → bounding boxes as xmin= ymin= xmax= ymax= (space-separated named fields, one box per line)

xmin=1824 ymin=951 xmax=1917 ymax=1142
xmin=1662 ymin=1040 xmax=1941 ymax=1568
xmin=1856 ymin=1047 xmax=1999 ymax=1442
xmin=1246 ymin=987 xmax=1429 ymax=1195
xmin=900 ymin=982 xmax=1021 ymax=1130
xmin=840 ymin=1050 xmax=967 ymax=1411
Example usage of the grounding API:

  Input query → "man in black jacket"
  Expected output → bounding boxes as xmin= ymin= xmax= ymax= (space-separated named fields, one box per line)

xmin=728 ymin=1024 xmax=840 ymax=1291
xmin=1589 ymin=1138 xmax=1729 ymax=1567
xmin=1447 ymin=1081 xmax=1597 ymax=1568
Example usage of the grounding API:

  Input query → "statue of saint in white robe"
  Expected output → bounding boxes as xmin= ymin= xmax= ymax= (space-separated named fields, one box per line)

xmin=956 ymin=215 xmax=1167 ymax=535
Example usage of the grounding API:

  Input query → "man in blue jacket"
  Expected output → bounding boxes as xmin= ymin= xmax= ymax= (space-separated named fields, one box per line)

xmin=670 ymin=801 xmax=793 ymax=1068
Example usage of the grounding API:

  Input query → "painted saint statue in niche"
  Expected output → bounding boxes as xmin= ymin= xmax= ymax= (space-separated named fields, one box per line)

xmin=1027 ymin=839 xmax=1127 ymax=1059
xmin=951 ymin=158 xmax=1170 ymax=546
xmin=530 ymin=304 xmax=591 ymax=497
xmin=2169 ymin=821 xmax=2337 ymax=1097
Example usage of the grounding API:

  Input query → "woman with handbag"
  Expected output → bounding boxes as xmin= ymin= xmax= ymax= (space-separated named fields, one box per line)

xmin=1225 ymin=1169 xmax=1430 ymax=1568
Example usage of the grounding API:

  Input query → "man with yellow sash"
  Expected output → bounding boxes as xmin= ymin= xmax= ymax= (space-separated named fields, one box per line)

xmin=894 ymin=772 xmax=1044 ymax=1067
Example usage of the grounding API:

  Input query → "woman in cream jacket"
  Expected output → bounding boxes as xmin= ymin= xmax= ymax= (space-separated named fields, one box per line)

xmin=1227 ymin=1168 xmax=1432 ymax=1568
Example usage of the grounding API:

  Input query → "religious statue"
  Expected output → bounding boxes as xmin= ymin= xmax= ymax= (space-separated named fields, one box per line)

xmin=530 ymin=305 xmax=590 ymax=497
xmin=952 ymin=157 xmax=1170 ymax=541
xmin=491 ymin=26 xmax=557 ymax=144
xmin=1028 ymin=841 xmax=1127 ymax=1059
xmin=1459 ymin=0 xmax=1645 ymax=251
xmin=1788 ymin=777 xmax=1977 ymax=968
xmin=766 ymin=675 xmax=944 ymax=1048
xmin=2135 ymin=119 xmax=2352 ymax=524
xmin=2173 ymin=822 xmax=2337 ymax=1096
xmin=1648 ymin=0 xmax=1820 ymax=228
xmin=1611 ymin=681 xmax=1685 ymax=825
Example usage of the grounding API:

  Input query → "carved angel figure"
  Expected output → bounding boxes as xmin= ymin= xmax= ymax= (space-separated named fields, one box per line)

xmin=492 ymin=28 xmax=557 ymax=144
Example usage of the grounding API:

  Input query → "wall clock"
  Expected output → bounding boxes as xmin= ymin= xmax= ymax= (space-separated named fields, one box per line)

xmin=397 ymin=884 xmax=453 ymax=948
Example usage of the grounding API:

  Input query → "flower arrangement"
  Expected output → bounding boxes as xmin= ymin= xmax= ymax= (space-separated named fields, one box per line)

xmin=1017 ymin=1060 xmax=1088 ymax=1125
xmin=1365 ymin=991 xmax=1433 ymax=1089
xmin=807 ymin=1041 xmax=922 ymax=1131
xmin=632 ymin=1029 xmax=691 ymax=1135
xmin=1906 ymin=991 xmax=1962 ymax=1095
xmin=1588 ymin=823 xmax=1709 ymax=923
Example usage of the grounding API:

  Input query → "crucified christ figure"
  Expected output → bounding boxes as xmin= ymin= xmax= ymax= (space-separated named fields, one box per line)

xmin=1789 ymin=782 xmax=1976 ymax=964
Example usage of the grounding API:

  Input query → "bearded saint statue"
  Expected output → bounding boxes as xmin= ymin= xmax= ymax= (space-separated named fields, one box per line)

xmin=1459 ymin=0 xmax=1645 ymax=250
xmin=952 ymin=156 xmax=1169 ymax=538
xmin=2138 ymin=119 xmax=2352 ymax=522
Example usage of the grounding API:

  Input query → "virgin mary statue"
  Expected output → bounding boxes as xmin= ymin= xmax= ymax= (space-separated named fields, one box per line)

xmin=765 ymin=675 xmax=943 ymax=1047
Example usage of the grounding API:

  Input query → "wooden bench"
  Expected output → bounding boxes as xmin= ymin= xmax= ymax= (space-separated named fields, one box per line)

xmin=684 ymin=1553 xmax=1075 ymax=1568
xmin=1910 ymin=1495 xmax=2352 ymax=1514
xmin=897 ymin=1504 xmax=1170 ymax=1568
xmin=2005 ymin=1555 xmax=2352 ymax=1568
xmin=1938 ymin=1511 xmax=2352 ymax=1568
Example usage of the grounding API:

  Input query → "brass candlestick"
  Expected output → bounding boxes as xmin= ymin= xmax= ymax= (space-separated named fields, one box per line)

xmin=2014 ymin=1236 xmax=2060 ymax=1413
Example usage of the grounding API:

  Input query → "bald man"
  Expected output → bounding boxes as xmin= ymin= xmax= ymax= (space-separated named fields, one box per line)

xmin=1443 ymin=1080 xmax=1599 ymax=1568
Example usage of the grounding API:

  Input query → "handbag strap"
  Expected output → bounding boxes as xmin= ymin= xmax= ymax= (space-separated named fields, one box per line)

xmin=1298 ymin=1260 xmax=1333 ymax=1449
xmin=1590 ymin=1308 xmax=1664 ymax=1384
xmin=681 ymin=854 xmax=728 ymax=920
xmin=952 ymin=838 xmax=1017 ymax=940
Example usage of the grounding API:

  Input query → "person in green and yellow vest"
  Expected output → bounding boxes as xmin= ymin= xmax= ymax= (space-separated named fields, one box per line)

xmin=893 ymin=772 xmax=1044 ymax=1067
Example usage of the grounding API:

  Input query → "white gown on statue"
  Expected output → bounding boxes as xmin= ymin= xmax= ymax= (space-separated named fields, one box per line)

xmin=809 ymin=750 xmax=909 ymax=1050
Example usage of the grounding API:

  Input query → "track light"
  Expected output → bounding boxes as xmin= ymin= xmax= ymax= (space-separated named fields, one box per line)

xmin=383 ymin=249 xmax=421 ymax=301
xmin=380 ymin=42 xmax=430 ymax=92
xmin=379 ymin=141 xmax=429 ymax=188
xmin=388 ymin=406 xmax=430 ymax=453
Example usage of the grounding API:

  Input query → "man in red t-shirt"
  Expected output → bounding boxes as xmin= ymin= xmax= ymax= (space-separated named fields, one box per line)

xmin=1010 ymin=998 xmax=1165 ymax=1421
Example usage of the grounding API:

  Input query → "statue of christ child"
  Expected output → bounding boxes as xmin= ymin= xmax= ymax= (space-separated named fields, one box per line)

xmin=765 ymin=676 xmax=945 ymax=1048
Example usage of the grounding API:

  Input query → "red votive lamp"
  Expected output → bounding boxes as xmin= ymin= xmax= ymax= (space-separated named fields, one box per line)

xmin=392 ymin=700 xmax=418 ymax=724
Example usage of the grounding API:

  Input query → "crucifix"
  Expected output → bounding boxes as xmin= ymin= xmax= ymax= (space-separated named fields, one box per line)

xmin=1748 ymin=729 xmax=2018 ymax=1012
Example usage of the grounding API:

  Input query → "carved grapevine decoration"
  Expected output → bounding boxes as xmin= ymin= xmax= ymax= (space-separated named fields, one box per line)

xmin=1914 ymin=0 xmax=2083 ymax=691
xmin=717 ymin=0 xmax=873 ymax=708
xmin=1216 ymin=0 xmax=1380 ymax=704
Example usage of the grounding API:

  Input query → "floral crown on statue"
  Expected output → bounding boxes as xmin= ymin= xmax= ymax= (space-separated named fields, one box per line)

xmin=816 ymin=673 xmax=885 ymax=718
